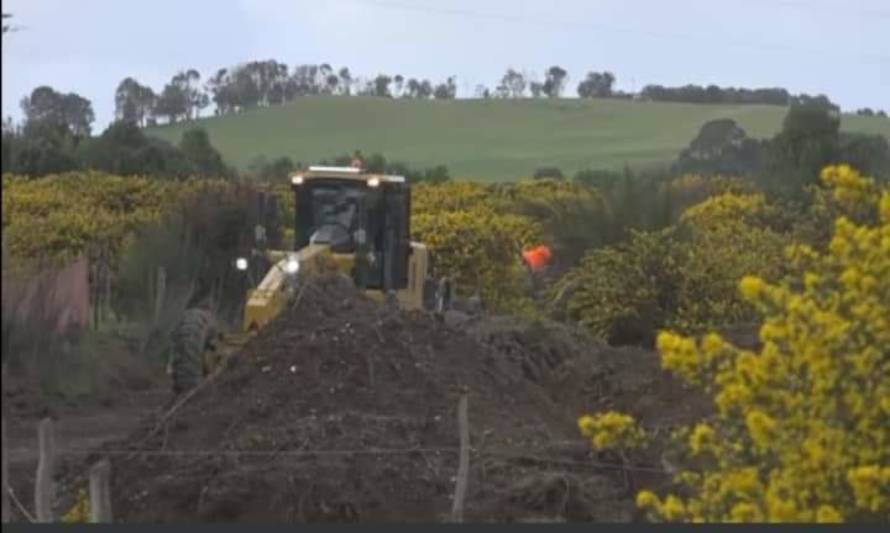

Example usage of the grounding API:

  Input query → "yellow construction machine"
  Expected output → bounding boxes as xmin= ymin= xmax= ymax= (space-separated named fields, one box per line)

xmin=168 ymin=165 xmax=451 ymax=393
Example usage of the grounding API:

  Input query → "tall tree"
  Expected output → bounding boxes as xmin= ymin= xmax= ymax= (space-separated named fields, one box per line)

xmin=405 ymin=78 xmax=420 ymax=98
xmin=292 ymin=64 xmax=322 ymax=95
xmin=21 ymin=86 xmax=95 ymax=137
xmin=433 ymin=76 xmax=457 ymax=100
xmin=577 ymin=71 xmax=615 ymax=98
xmin=393 ymin=74 xmax=404 ymax=98
xmin=115 ymin=77 xmax=156 ymax=126
xmin=543 ymin=65 xmax=568 ymax=98
xmin=170 ymin=69 xmax=207 ymax=119
xmin=418 ymin=79 xmax=433 ymax=99
xmin=338 ymin=67 xmax=352 ymax=95
xmin=499 ymin=69 xmax=527 ymax=98
xmin=373 ymin=74 xmax=393 ymax=98
xmin=154 ymin=74 xmax=190 ymax=124
xmin=325 ymin=74 xmax=340 ymax=95
xmin=318 ymin=64 xmax=334 ymax=94
xmin=179 ymin=128 xmax=229 ymax=177
xmin=768 ymin=104 xmax=840 ymax=186
xmin=207 ymin=68 xmax=235 ymax=115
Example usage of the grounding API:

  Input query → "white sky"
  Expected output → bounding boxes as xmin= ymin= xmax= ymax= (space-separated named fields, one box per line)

xmin=2 ymin=0 xmax=889 ymax=130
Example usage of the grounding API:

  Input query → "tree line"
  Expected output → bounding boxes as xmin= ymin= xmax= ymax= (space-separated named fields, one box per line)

xmin=6 ymin=61 xmax=861 ymax=140
xmin=114 ymin=61 xmax=461 ymax=126
xmin=563 ymin=104 xmax=890 ymax=198
xmin=2 ymin=83 xmax=452 ymax=182
xmin=103 ymin=61 xmax=857 ymax=127
xmin=3 ymin=59 xmax=884 ymax=183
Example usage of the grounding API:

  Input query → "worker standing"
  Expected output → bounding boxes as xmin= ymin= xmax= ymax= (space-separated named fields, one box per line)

xmin=521 ymin=244 xmax=553 ymax=302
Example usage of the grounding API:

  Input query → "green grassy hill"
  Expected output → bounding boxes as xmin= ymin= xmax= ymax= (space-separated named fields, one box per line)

xmin=147 ymin=96 xmax=890 ymax=180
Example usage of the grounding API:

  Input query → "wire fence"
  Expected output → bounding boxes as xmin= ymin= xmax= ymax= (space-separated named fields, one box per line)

xmin=2 ymin=400 xmax=669 ymax=524
xmin=6 ymin=444 xmax=668 ymax=474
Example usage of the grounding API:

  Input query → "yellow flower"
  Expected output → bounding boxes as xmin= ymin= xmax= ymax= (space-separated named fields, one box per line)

xmin=580 ymin=165 xmax=890 ymax=523
xmin=730 ymin=502 xmax=763 ymax=522
xmin=847 ymin=466 xmax=890 ymax=513
xmin=577 ymin=411 xmax=645 ymax=450
xmin=689 ymin=423 xmax=716 ymax=456
xmin=636 ymin=490 xmax=660 ymax=510
xmin=661 ymin=495 xmax=687 ymax=521
xmin=739 ymin=275 xmax=767 ymax=301
xmin=815 ymin=505 xmax=843 ymax=523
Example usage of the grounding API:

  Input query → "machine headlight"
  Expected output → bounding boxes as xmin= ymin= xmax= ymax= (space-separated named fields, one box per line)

xmin=291 ymin=175 xmax=304 ymax=185
xmin=235 ymin=257 xmax=249 ymax=271
xmin=367 ymin=177 xmax=380 ymax=188
xmin=284 ymin=257 xmax=300 ymax=275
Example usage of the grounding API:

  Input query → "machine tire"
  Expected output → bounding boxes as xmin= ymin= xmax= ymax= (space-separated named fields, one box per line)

xmin=169 ymin=308 xmax=217 ymax=395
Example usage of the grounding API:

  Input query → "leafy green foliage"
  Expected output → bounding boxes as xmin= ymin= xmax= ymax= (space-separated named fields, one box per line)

xmin=632 ymin=166 xmax=890 ymax=523
xmin=3 ymin=120 xmax=232 ymax=179
xmin=556 ymin=190 xmax=791 ymax=344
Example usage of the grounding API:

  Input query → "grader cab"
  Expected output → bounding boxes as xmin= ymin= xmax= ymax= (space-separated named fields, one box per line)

xmin=168 ymin=165 xmax=451 ymax=393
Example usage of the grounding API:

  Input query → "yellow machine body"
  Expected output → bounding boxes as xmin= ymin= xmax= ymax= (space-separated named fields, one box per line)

xmin=207 ymin=166 xmax=432 ymax=370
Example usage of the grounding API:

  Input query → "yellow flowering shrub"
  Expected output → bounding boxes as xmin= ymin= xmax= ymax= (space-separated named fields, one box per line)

xmin=412 ymin=181 xmax=491 ymax=214
xmin=411 ymin=179 xmax=609 ymax=315
xmin=2 ymin=172 xmax=236 ymax=262
xmin=670 ymin=192 xmax=790 ymax=332
xmin=412 ymin=203 xmax=542 ymax=314
xmin=626 ymin=165 xmax=890 ymax=522
xmin=503 ymin=179 xmax=612 ymax=266
xmin=793 ymin=164 xmax=884 ymax=248
xmin=578 ymin=411 xmax=646 ymax=451
xmin=554 ymin=228 xmax=679 ymax=342
xmin=557 ymin=191 xmax=790 ymax=341
xmin=661 ymin=174 xmax=758 ymax=222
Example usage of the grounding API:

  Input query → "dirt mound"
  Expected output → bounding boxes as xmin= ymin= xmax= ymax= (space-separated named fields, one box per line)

xmin=56 ymin=274 xmax=705 ymax=523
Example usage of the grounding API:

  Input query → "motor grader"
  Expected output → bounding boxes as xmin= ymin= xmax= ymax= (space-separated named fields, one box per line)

xmin=168 ymin=165 xmax=453 ymax=393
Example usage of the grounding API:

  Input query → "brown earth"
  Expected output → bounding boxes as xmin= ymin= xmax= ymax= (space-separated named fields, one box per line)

xmin=9 ymin=273 xmax=711 ymax=523
xmin=3 ymin=364 xmax=169 ymax=523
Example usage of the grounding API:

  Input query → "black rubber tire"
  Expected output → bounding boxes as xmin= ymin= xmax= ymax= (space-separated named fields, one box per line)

xmin=169 ymin=308 xmax=216 ymax=394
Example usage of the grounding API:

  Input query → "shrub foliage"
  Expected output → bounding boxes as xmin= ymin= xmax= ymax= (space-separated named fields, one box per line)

xmin=581 ymin=165 xmax=890 ymax=522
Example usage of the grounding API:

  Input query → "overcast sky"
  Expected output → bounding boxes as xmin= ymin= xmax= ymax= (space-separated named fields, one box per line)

xmin=3 ymin=0 xmax=889 ymax=130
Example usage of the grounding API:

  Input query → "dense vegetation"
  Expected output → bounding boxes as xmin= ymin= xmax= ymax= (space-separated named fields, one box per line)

xmin=3 ymin=70 xmax=888 ymax=522
xmin=579 ymin=166 xmax=889 ymax=522
xmin=4 ymin=161 xmax=888 ymax=526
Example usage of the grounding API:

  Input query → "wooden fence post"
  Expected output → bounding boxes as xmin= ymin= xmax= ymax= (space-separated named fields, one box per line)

xmin=34 ymin=418 xmax=55 ymax=522
xmin=2 ymin=417 xmax=9 ymax=523
xmin=89 ymin=459 xmax=112 ymax=523
xmin=450 ymin=392 xmax=470 ymax=523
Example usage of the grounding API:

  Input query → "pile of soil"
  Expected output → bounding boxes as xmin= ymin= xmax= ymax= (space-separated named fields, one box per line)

xmin=58 ymin=274 xmax=708 ymax=523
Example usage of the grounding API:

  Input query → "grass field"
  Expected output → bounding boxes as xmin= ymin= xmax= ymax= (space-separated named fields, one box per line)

xmin=147 ymin=96 xmax=890 ymax=181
